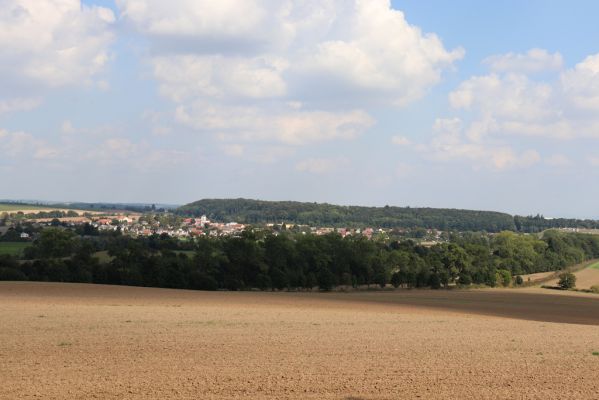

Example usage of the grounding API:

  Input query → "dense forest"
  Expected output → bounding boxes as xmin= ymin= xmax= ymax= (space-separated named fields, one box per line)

xmin=177 ymin=198 xmax=599 ymax=233
xmin=1 ymin=227 xmax=597 ymax=291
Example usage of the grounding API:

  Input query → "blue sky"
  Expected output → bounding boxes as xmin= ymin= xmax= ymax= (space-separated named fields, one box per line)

xmin=2 ymin=1 xmax=599 ymax=218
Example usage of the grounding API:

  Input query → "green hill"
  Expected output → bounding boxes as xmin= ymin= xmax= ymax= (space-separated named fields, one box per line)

xmin=176 ymin=198 xmax=517 ymax=232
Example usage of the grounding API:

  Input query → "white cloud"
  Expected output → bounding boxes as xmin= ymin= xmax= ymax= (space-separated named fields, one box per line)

xmin=176 ymin=103 xmax=374 ymax=145
xmin=447 ymin=50 xmax=599 ymax=141
xmin=116 ymin=0 xmax=292 ymax=51
xmin=0 ymin=0 xmax=115 ymax=89
xmin=152 ymin=55 xmax=288 ymax=101
xmin=420 ymin=118 xmax=541 ymax=170
xmin=293 ymin=0 xmax=464 ymax=105
xmin=391 ymin=135 xmax=411 ymax=146
xmin=483 ymin=49 xmax=563 ymax=73
xmin=115 ymin=0 xmax=462 ymax=161
xmin=0 ymin=128 xmax=59 ymax=160
xmin=295 ymin=157 xmax=348 ymax=174
xmin=61 ymin=120 xmax=76 ymax=134
xmin=0 ymin=97 xmax=42 ymax=114
xmin=83 ymin=137 xmax=192 ymax=170
xmin=561 ymin=54 xmax=599 ymax=111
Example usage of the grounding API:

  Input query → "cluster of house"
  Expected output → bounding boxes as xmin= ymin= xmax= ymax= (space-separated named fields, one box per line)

xmin=265 ymin=224 xmax=384 ymax=239
xmin=7 ymin=209 xmax=445 ymax=243
xmin=180 ymin=216 xmax=246 ymax=237
xmin=90 ymin=214 xmax=247 ymax=238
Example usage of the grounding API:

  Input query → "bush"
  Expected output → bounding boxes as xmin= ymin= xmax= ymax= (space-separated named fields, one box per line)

xmin=515 ymin=275 xmax=524 ymax=285
xmin=497 ymin=269 xmax=512 ymax=287
xmin=390 ymin=272 xmax=401 ymax=288
xmin=458 ymin=271 xmax=472 ymax=286
xmin=428 ymin=273 xmax=441 ymax=289
xmin=590 ymin=285 xmax=599 ymax=294
xmin=0 ymin=267 xmax=28 ymax=281
xmin=558 ymin=272 xmax=576 ymax=289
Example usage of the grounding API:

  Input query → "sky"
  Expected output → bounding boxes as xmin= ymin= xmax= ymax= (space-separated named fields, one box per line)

xmin=2 ymin=0 xmax=599 ymax=218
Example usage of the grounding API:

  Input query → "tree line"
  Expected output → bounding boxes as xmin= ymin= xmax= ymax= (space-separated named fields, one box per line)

xmin=1 ymin=227 xmax=598 ymax=291
xmin=176 ymin=198 xmax=599 ymax=233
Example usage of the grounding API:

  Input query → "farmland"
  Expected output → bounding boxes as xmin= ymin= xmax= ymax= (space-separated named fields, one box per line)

xmin=0 ymin=203 xmax=54 ymax=212
xmin=1 ymin=282 xmax=599 ymax=399
xmin=545 ymin=261 xmax=599 ymax=291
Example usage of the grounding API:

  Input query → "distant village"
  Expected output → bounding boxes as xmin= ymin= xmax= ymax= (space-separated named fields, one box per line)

xmin=0 ymin=208 xmax=445 ymax=244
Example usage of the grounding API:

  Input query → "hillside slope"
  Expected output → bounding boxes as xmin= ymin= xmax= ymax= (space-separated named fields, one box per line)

xmin=177 ymin=198 xmax=516 ymax=232
xmin=177 ymin=198 xmax=599 ymax=233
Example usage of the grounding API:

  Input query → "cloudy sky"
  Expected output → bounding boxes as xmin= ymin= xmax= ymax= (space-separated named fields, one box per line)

xmin=2 ymin=0 xmax=599 ymax=217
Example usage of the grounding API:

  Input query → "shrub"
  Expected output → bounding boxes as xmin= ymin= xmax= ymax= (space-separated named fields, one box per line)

xmin=458 ymin=272 xmax=472 ymax=286
xmin=390 ymin=272 xmax=401 ymax=288
xmin=558 ymin=272 xmax=576 ymax=289
xmin=590 ymin=285 xmax=599 ymax=294
xmin=0 ymin=267 xmax=28 ymax=281
xmin=515 ymin=275 xmax=524 ymax=285
xmin=428 ymin=273 xmax=441 ymax=289
xmin=497 ymin=269 xmax=512 ymax=287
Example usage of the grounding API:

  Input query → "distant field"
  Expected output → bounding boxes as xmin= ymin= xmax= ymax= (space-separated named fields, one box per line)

xmin=0 ymin=242 xmax=30 ymax=257
xmin=0 ymin=204 xmax=53 ymax=212
xmin=546 ymin=261 xmax=599 ymax=290
xmin=0 ymin=204 xmax=101 ymax=216
xmin=1 ymin=283 xmax=599 ymax=399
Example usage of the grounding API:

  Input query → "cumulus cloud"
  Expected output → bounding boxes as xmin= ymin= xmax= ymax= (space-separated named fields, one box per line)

xmin=152 ymin=55 xmax=288 ymax=101
xmin=117 ymin=0 xmax=461 ymax=149
xmin=420 ymin=118 xmax=541 ymax=170
xmin=447 ymin=49 xmax=599 ymax=141
xmin=0 ymin=0 xmax=115 ymax=90
xmin=0 ymin=128 xmax=59 ymax=160
xmin=483 ymin=48 xmax=563 ymax=73
xmin=176 ymin=103 xmax=374 ymax=145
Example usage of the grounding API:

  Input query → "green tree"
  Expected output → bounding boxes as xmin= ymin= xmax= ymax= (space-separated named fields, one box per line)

xmin=558 ymin=272 xmax=576 ymax=289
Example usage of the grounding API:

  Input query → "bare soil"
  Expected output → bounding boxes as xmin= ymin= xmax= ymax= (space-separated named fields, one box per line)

xmin=546 ymin=266 xmax=599 ymax=290
xmin=1 ymin=282 xmax=599 ymax=399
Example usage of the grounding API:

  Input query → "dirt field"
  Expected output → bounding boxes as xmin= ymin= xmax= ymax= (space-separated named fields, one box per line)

xmin=545 ymin=261 xmax=599 ymax=290
xmin=520 ymin=270 xmax=555 ymax=282
xmin=2 ymin=283 xmax=599 ymax=399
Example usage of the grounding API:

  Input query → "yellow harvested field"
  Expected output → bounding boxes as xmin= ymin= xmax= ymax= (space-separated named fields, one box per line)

xmin=2 ymin=283 xmax=599 ymax=399
xmin=520 ymin=270 xmax=556 ymax=283
xmin=546 ymin=264 xmax=599 ymax=290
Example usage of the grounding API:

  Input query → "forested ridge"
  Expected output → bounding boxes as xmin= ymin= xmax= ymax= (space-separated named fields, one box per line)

xmin=177 ymin=198 xmax=599 ymax=233
xmin=1 ymin=227 xmax=598 ymax=291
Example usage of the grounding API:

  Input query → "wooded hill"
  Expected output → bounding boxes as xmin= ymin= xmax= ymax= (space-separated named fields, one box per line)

xmin=177 ymin=198 xmax=599 ymax=233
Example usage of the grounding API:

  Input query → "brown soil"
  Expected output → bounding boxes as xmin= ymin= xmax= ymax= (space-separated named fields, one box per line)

xmin=546 ymin=266 xmax=599 ymax=290
xmin=520 ymin=270 xmax=555 ymax=282
xmin=2 ymin=282 xmax=599 ymax=399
